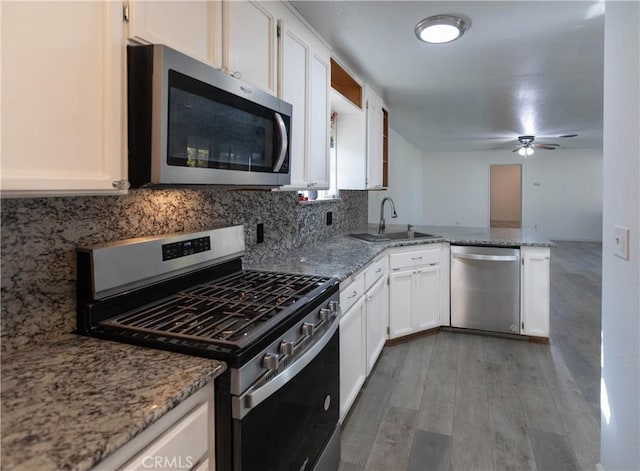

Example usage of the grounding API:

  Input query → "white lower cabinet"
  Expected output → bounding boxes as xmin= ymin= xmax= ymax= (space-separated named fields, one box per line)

xmin=388 ymin=244 xmax=447 ymax=339
xmin=339 ymin=254 xmax=388 ymax=422
xmin=94 ymin=382 xmax=215 ymax=471
xmin=339 ymin=294 xmax=366 ymax=423
xmin=365 ymin=276 xmax=387 ymax=374
xmin=521 ymin=246 xmax=551 ymax=337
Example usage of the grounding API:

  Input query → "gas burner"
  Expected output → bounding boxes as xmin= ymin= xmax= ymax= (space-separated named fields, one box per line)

xmin=99 ymin=270 xmax=332 ymax=349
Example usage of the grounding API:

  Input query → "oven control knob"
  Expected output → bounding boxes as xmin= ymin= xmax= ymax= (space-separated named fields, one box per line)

xmin=263 ymin=353 xmax=279 ymax=371
xmin=301 ymin=322 xmax=315 ymax=337
xmin=328 ymin=301 xmax=339 ymax=315
xmin=279 ymin=341 xmax=294 ymax=356
xmin=319 ymin=308 xmax=331 ymax=321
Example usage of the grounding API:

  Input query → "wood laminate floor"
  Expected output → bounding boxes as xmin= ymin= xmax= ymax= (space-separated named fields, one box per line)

xmin=338 ymin=241 xmax=602 ymax=471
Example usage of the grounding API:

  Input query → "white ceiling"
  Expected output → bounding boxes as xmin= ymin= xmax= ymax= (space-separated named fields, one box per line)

xmin=289 ymin=1 xmax=605 ymax=152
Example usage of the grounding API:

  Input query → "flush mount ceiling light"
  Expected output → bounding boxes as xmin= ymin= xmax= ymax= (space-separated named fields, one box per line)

xmin=415 ymin=15 xmax=468 ymax=44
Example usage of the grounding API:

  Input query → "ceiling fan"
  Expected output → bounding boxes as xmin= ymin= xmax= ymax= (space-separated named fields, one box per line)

xmin=507 ymin=134 xmax=578 ymax=157
xmin=512 ymin=135 xmax=557 ymax=157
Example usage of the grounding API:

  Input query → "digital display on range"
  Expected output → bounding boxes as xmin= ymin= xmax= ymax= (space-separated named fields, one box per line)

xmin=162 ymin=236 xmax=211 ymax=261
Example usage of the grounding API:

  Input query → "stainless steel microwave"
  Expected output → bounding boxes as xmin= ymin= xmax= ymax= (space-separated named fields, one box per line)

xmin=127 ymin=44 xmax=291 ymax=188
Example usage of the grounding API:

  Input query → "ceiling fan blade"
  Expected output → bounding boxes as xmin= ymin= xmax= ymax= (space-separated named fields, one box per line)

xmin=532 ymin=144 xmax=557 ymax=150
xmin=558 ymin=133 xmax=578 ymax=138
xmin=511 ymin=148 xmax=520 ymax=153
xmin=536 ymin=143 xmax=560 ymax=147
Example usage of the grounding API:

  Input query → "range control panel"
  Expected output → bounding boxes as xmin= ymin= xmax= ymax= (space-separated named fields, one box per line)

xmin=162 ymin=236 xmax=211 ymax=261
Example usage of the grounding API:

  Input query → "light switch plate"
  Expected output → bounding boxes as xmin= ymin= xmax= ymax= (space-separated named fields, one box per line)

xmin=613 ymin=225 xmax=630 ymax=260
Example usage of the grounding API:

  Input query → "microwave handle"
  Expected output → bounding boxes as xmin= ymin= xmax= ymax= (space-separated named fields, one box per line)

xmin=273 ymin=112 xmax=288 ymax=172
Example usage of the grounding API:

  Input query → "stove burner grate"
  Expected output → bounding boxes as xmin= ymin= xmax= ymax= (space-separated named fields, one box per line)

xmin=99 ymin=270 xmax=331 ymax=349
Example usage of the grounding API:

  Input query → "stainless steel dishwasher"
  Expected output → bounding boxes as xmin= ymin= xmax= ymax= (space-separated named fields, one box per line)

xmin=450 ymin=245 xmax=520 ymax=334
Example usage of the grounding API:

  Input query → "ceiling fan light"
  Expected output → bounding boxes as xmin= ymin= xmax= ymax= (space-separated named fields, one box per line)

xmin=518 ymin=147 xmax=535 ymax=157
xmin=415 ymin=15 xmax=467 ymax=44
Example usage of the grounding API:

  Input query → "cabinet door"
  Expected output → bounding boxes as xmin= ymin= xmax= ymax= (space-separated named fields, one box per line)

xmin=439 ymin=244 xmax=451 ymax=326
xmin=307 ymin=52 xmax=330 ymax=188
xmin=366 ymin=89 xmax=384 ymax=189
xmin=366 ymin=277 xmax=388 ymax=374
xmin=388 ymin=270 xmax=414 ymax=339
xmin=279 ymin=23 xmax=309 ymax=188
xmin=521 ymin=247 xmax=550 ymax=337
xmin=128 ymin=0 xmax=222 ymax=68
xmin=223 ymin=0 xmax=276 ymax=93
xmin=1 ymin=1 xmax=125 ymax=195
xmin=413 ymin=265 xmax=440 ymax=331
xmin=339 ymin=296 xmax=366 ymax=423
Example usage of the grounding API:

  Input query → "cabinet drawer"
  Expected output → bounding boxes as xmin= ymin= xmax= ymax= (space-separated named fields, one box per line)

xmin=364 ymin=256 xmax=388 ymax=292
xmin=121 ymin=403 xmax=209 ymax=471
xmin=389 ymin=248 xmax=440 ymax=271
xmin=340 ymin=272 xmax=365 ymax=313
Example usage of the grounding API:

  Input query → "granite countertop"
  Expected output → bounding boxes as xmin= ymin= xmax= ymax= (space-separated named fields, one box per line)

xmin=247 ymin=224 xmax=554 ymax=281
xmin=0 ymin=334 xmax=225 ymax=471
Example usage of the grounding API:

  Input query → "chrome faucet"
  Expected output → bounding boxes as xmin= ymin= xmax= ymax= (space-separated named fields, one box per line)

xmin=378 ymin=197 xmax=398 ymax=233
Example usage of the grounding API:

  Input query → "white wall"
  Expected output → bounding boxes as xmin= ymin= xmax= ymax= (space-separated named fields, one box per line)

xmin=368 ymin=127 xmax=422 ymax=224
xmin=420 ymin=148 xmax=603 ymax=241
xmin=600 ymin=2 xmax=640 ymax=470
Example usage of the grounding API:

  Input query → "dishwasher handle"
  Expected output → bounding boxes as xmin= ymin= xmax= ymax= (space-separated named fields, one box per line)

xmin=452 ymin=252 xmax=519 ymax=262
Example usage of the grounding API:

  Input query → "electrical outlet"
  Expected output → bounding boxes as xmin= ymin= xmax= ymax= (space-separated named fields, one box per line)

xmin=326 ymin=211 xmax=333 ymax=226
xmin=613 ymin=225 xmax=629 ymax=260
xmin=257 ymin=223 xmax=264 ymax=244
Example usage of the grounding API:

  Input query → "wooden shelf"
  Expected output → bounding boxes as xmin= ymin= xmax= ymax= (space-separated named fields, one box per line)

xmin=331 ymin=58 xmax=362 ymax=109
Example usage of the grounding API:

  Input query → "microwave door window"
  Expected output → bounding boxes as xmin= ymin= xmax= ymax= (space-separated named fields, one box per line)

xmin=167 ymin=72 xmax=278 ymax=174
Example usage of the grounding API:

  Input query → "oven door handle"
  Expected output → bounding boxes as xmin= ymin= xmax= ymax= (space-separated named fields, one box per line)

xmin=232 ymin=318 xmax=339 ymax=420
xmin=273 ymin=112 xmax=288 ymax=173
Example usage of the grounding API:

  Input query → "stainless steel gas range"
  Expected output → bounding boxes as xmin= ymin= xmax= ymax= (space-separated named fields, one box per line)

xmin=76 ymin=225 xmax=341 ymax=471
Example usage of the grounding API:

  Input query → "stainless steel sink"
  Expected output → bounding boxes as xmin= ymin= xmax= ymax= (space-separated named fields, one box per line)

xmin=350 ymin=231 xmax=440 ymax=242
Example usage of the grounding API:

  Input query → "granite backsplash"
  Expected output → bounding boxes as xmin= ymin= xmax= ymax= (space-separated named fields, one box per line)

xmin=0 ymin=189 xmax=367 ymax=352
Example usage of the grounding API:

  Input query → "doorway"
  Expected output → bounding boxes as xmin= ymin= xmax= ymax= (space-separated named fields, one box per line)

xmin=490 ymin=164 xmax=522 ymax=228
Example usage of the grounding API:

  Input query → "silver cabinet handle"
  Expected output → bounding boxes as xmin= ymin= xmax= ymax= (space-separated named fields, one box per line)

xmin=411 ymin=256 xmax=423 ymax=261
xmin=232 ymin=319 xmax=338 ymax=419
xmin=375 ymin=267 xmax=382 ymax=273
xmin=347 ymin=290 xmax=358 ymax=299
xmin=273 ymin=112 xmax=288 ymax=172
xmin=452 ymin=253 xmax=519 ymax=262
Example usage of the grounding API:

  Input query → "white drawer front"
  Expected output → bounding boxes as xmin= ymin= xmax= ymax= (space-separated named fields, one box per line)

xmin=389 ymin=248 xmax=440 ymax=270
xmin=364 ymin=256 xmax=388 ymax=292
xmin=340 ymin=273 xmax=366 ymax=313
xmin=121 ymin=403 xmax=209 ymax=471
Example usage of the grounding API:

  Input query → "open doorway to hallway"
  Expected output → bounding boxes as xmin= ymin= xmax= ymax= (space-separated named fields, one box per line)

xmin=490 ymin=164 xmax=522 ymax=228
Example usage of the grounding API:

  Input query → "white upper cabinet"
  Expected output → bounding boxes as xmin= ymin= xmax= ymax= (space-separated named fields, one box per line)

xmin=223 ymin=0 xmax=277 ymax=94
xmin=127 ymin=0 xmax=223 ymax=68
xmin=366 ymin=87 xmax=384 ymax=190
xmin=307 ymin=52 xmax=330 ymax=188
xmin=1 ymin=1 xmax=126 ymax=196
xmin=278 ymin=8 xmax=330 ymax=190
xmin=334 ymin=83 xmax=386 ymax=190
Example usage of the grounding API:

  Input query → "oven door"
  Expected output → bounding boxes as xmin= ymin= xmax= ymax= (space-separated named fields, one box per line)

xmin=232 ymin=327 xmax=339 ymax=471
